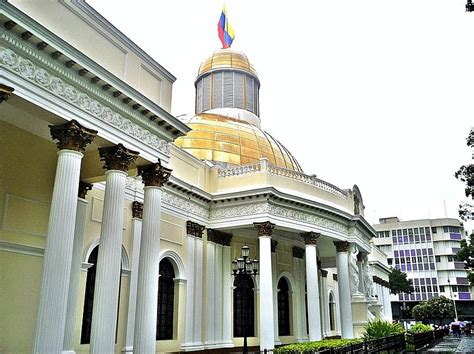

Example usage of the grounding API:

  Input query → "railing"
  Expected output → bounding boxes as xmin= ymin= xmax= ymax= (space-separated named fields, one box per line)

xmin=217 ymin=159 xmax=348 ymax=199
xmin=405 ymin=329 xmax=448 ymax=352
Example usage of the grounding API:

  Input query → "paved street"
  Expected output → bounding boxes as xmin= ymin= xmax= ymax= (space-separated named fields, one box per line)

xmin=426 ymin=336 xmax=474 ymax=353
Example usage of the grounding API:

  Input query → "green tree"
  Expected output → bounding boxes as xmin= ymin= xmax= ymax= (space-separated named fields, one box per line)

xmin=388 ymin=268 xmax=414 ymax=295
xmin=455 ymin=128 xmax=473 ymax=221
xmin=454 ymin=231 xmax=474 ymax=286
xmin=413 ymin=296 xmax=455 ymax=325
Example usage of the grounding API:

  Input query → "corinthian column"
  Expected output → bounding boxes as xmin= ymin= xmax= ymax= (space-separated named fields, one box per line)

xmin=254 ymin=221 xmax=275 ymax=351
xmin=334 ymin=241 xmax=354 ymax=338
xmin=63 ymin=182 xmax=93 ymax=354
xmin=301 ymin=232 xmax=322 ymax=341
xmin=33 ymin=120 xmax=96 ymax=354
xmin=133 ymin=161 xmax=172 ymax=354
xmin=123 ymin=201 xmax=143 ymax=352
xmin=90 ymin=144 xmax=139 ymax=354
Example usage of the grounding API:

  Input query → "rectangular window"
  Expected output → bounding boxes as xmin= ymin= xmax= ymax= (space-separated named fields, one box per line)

xmin=431 ymin=227 xmax=437 ymax=234
xmin=439 ymin=286 xmax=445 ymax=292
xmin=387 ymin=258 xmax=393 ymax=265
xmin=397 ymin=229 xmax=402 ymax=236
xmin=392 ymin=230 xmax=397 ymax=237
xmin=448 ymin=256 xmax=454 ymax=262
xmin=452 ymin=286 xmax=458 ymax=292
xmin=444 ymin=226 xmax=449 ymax=233
xmin=403 ymin=229 xmax=408 ymax=236
xmin=436 ymin=256 xmax=441 ymax=262
xmin=408 ymin=228 xmax=413 ymax=236
xmin=414 ymin=228 xmax=419 ymax=235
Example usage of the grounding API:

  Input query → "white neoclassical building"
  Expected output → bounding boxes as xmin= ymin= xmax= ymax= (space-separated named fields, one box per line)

xmin=0 ymin=2 xmax=392 ymax=353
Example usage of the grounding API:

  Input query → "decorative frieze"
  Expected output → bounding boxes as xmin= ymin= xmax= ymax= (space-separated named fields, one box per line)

xmin=49 ymin=119 xmax=97 ymax=152
xmin=99 ymin=144 xmax=139 ymax=172
xmin=0 ymin=84 xmax=14 ymax=103
xmin=292 ymin=246 xmax=305 ymax=259
xmin=207 ymin=229 xmax=232 ymax=245
xmin=0 ymin=45 xmax=170 ymax=156
xmin=132 ymin=201 xmax=143 ymax=219
xmin=253 ymin=221 xmax=275 ymax=236
xmin=78 ymin=181 xmax=93 ymax=199
xmin=137 ymin=161 xmax=172 ymax=187
xmin=301 ymin=231 xmax=320 ymax=245
xmin=186 ymin=221 xmax=205 ymax=238
xmin=334 ymin=241 xmax=350 ymax=253
xmin=271 ymin=240 xmax=278 ymax=253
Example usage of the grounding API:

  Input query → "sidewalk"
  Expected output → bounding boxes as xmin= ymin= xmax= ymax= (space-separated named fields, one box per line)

xmin=425 ymin=335 xmax=474 ymax=353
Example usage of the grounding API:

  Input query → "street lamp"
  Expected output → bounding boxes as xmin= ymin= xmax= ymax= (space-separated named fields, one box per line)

xmin=447 ymin=278 xmax=459 ymax=321
xmin=232 ymin=244 xmax=259 ymax=354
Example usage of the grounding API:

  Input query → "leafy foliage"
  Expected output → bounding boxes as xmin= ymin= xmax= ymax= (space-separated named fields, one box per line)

xmin=362 ymin=320 xmax=405 ymax=340
xmin=455 ymin=128 xmax=473 ymax=221
xmin=455 ymin=232 xmax=474 ymax=286
xmin=412 ymin=296 xmax=455 ymax=324
xmin=275 ymin=339 xmax=362 ymax=353
xmin=408 ymin=323 xmax=432 ymax=333
xmin=388 ymin=267 xmax=414 ymax=295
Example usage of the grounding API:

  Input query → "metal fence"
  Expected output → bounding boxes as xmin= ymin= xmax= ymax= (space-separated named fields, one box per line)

xmin=404 ymin=329 xmax=447 ymax=352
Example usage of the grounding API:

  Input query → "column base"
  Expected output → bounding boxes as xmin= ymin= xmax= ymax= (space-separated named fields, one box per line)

xmin=62 ymin=351 xmax=76 ymax=354
xmin=180 ymin=342 xmax=205 ymax=351
xmin=121 ymin=346 xmax=133 ymax=353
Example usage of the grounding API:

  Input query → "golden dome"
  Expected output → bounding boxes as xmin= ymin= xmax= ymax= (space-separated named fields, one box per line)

xmin=198 ymin=48 xmax=258 ymax=78
xmin=174 ymin=113 xmax=303 ymax=172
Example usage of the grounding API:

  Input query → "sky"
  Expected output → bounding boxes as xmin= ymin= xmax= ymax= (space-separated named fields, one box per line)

xmin=89 ymin=0 xmax=473 ymax=229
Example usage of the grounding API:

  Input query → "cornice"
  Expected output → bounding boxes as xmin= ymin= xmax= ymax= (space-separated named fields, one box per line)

xmin=0 ymin=39 xmax=171 ymax=157
xmin=0 ymin=3 xmax=189 ymax=135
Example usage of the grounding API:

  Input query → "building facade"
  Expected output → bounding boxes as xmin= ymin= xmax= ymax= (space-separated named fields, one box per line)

xmin=373 ymin=217 xmax=474 ymax=321
xmin=0 ymin=2 xmax=391 ymax=353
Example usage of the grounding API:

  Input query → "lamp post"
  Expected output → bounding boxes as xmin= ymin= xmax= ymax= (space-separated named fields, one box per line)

xmin=232 ymin=244 xmax=259 ymax=354
xmin=447 ymin=278 xmax=459 ymax=321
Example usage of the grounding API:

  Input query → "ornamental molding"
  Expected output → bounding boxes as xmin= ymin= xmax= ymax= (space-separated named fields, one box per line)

xmin=161 ymin=190 xmax=209 ymax=220
xmin=0 ymin=39 xmax=170 ymax=156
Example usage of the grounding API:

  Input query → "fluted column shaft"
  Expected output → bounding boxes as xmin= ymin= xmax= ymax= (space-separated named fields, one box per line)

xmin=271 ymin=248 xmax=279 ymax=344
xmin=123 ymin=208 xmax=143 ymax=352
xmin=194 ymin=237 xmax=204 ymax=344
xmin=305 ymin=244 xmax=322 ymax=341
xmin=90 ymin=170 xmax=128 ymax=353
xmin=63 ymin=195 xmax=90 ymax=353
xmin=335 ymin=242 xmax=354 ymax=338
xmin=183 ymin=235 xmax=196 ymax=346
xmin=33 ymin=150 xmax=83 ymax=353
xmin=134 ymin=187 xmax=163 ymax=353
xmin=222 ymin=244 xmax=232 ymax=345
xmin=321 ymin=272 xmax=330 ymax=337
xmin=259 ymin=235 xmax=275 ymax=350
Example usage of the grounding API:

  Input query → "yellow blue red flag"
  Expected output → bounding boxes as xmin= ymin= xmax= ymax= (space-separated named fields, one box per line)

xmin=217 ymin=6 xmax=235 ymax=48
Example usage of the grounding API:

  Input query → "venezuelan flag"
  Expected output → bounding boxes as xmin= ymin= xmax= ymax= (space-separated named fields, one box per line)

xmin=217 ymin=6 xmax=235 ymax=49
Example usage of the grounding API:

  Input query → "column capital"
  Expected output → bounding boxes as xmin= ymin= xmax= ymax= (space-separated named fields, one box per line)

xmin=99 ymin=144 xmax=139 ymax=172
xmin=271 ymin=240 xmax=278 ymax=253
xmin=137 ymin=160 xmax=172 ymax=187
xmin=78 ymin=181 xmax=93 ymax=199
xmin=321 ymin=269 xmax=328 ymax=278
xmin=207 ymin=229 xmax=232 ymax=245
xmin=132 ymin=201 xmax=143 ymax=219
xmin=186 ymin=221 xmax=205 ymax=238
xmin=253 ymin=221 xmax=275 ymax=236
xmin=292 ymin=246 xmax=305 ymax=259
xmin=333 ymin=241 xmax=350 ymax=252
xmin=50 ymin=119 xmax=97 ymax=152
xmin=0 ymin=84 xmax=14 ymax=104
xmin=301 ymin=231 xmax=320 ymax=245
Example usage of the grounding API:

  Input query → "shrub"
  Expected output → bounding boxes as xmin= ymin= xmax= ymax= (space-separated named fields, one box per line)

xmin=408 ymin=323 xmax=432 ymax=334
xmin=275 ymin=338 xmax=362 ymax=353
xmin=362 ymin=319 xmax=404 ymax=340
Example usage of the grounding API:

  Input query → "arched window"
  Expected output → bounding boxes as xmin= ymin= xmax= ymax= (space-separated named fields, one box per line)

xmin=329 ymin=292 xmax=336 ymax=331
xmin=233 ymin=275 xmax=254 ymax=337
xmin=156 ymin=258 xmax=175 ymax=340
xmin=80 ymin=245 xmax=121 ymax=344
xmin=278 ymin=277 xmax=291 ymax=336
